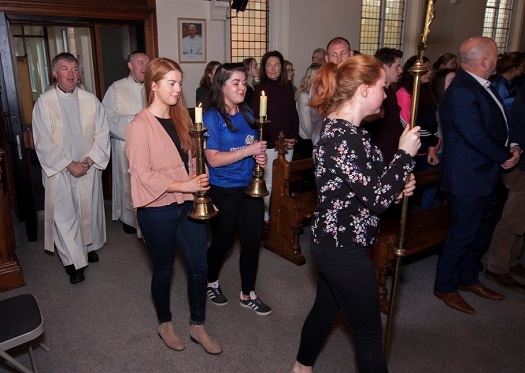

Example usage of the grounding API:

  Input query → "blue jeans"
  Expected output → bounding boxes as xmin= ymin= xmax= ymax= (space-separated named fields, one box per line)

xmin=296 ymin=243 xmax=387 ymax=372
xmin=137 ymin=202 xmax=208 ymax=325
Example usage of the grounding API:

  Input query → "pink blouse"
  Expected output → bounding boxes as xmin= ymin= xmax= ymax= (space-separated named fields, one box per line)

xmin=125 ymin=108 xmax=196 ymax=208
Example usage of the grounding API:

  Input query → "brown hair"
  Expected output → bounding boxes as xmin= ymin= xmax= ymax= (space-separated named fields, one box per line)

xmin=497 ymin=51 xmax=524 ymax=74
xmin=144 ymin=58 xmax=195 ymax=154
xmin=309 ymin=54 xmax=383 ymax=117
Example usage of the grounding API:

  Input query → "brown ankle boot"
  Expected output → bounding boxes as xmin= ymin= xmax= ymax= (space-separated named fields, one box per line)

xmin=190 ymin=324 xmax=222 ymax=355
xmin=157 ymin=322 xmax=185 ymax=351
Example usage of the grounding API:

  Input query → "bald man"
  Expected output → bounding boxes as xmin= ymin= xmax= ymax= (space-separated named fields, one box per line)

xmin=434 ymin=36 xmax=522 ymax=314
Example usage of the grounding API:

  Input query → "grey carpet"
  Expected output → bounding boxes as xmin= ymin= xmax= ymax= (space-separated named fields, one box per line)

xmin=1 ymin=204 xmax=524 ymax=372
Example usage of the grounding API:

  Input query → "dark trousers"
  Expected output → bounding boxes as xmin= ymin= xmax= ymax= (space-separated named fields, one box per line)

xmin=296 ymin=243 xmax=387 ymax=372
xmin=137 ymin=202 xmax=208 ymax=325
xmin=435 ymin=194 xmax=498 ymax=292
xmin=487 ymin=168 xmax=525 ymax=273
xmin=207 ymin=185 xmax=264 ymax=295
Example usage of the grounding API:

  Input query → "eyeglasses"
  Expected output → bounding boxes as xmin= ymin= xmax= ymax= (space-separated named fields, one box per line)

xmin=287 ymin=68 xmax=295 ymax=73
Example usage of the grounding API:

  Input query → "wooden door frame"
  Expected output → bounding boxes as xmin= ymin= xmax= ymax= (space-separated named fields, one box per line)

xmin=0 ymin=0 xmax=158 ymax=241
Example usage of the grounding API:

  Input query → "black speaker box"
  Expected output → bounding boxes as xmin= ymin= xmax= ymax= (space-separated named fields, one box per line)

xmin=231 ymin=0 xmax=249 ymax=12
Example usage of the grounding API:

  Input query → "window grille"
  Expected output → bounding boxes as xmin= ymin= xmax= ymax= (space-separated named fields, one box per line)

xmin=230 ymin=0 xmax=269 ymax=62
xmin=483 ymin=0 xmax=514 ymax=53
xmin=360 ymin=0 xmax=405 ymax=55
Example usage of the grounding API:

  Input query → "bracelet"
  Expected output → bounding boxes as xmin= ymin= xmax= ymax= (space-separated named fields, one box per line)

xmin=235 ymin=150 xmax=242 ymax=160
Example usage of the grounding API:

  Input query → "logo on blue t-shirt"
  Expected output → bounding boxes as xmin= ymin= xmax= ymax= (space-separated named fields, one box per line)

xmin=245 ymin=134 xmax=255 ymax=145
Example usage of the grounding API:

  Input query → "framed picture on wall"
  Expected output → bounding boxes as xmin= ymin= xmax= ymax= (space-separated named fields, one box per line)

xmin=178 ymin=18 xmax=206 ymax=63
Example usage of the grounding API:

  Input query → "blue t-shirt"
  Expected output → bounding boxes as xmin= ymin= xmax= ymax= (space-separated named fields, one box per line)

xmin=204 ymin=109 xmax=257 ymax=187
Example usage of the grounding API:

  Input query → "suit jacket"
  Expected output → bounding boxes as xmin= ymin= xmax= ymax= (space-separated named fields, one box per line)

xmin=439 ymin=69 xmax=514 ymax=196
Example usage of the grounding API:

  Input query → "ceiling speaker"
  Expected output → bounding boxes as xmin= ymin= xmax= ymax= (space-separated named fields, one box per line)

xmin=231 ymin=0 xmax=249 ymax=12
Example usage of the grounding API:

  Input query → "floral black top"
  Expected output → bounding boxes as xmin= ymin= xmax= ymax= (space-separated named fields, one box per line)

xmin=311 ymin=118 xmax=415 ymax=248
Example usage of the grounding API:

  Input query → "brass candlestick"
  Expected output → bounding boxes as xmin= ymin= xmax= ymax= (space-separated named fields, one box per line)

xmin=189 ymin=121 xmax=217 ymax=220
xmin=245 ymin=116 xmax=270 ymax=197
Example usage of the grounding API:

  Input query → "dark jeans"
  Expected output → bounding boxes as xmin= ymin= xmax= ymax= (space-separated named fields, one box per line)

xmin=207 ymin=185 xmax=264 ymax=295
xmin=296 ymin=243 xmax=387 ymax=372
xmin=137 ymin=202 xmax=208 ymax=325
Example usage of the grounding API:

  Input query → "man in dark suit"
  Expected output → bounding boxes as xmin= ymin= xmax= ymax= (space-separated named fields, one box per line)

xmin=434 ymin=36 xmax=522 ymax=314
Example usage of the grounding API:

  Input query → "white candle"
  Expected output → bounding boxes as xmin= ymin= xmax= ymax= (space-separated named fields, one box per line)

xmin=260 ymin=91 xmax=267 ymax=118
xmin=195 ymin=103 xmax=203 ymax=123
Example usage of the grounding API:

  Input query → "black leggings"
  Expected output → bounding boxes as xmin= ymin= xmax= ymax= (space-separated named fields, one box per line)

xmin=296 ymin=243 xmax=387 ymax=372
xmin=206 ymin=185 xmax=264 ymax=294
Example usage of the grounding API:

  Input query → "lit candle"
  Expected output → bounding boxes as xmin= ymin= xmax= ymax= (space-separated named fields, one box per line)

xmin=195 ymin=103 xmax=203 ymax=123
xmin=260 ymin=91 xmax=267 ymax=118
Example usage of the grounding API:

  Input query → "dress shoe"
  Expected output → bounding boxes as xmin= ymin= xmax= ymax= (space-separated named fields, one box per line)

xmin=433 ymin=289 xmax=475 ymax=314
xmin=87 ymin=251 xmax=99 ymax=263
xmin=509 ymin=263 xmax=525 ymax=278
xmin=484 ymin=270 xmax=525 ymax=293
xmin=157 ymin=322 xmax=185 ymax=351
xmin=69 ymin=267 xmax=85 ymax=284
xmin=122 ymin=222 xmax=137 ymax=234
xmin=457 ymin=282 xmax=504 ymax=300
xmin=190 ymin=324 xmax=222 ymax=355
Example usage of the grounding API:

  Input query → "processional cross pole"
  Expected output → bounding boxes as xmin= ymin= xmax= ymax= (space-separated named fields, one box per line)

xmin=383 ymin=0 xmax=436 ymax=360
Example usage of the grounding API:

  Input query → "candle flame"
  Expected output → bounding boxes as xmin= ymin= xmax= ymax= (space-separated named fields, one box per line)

xmin=198 ymin=103 xmax=202 ymax=108
xmin=261 ymin=91 xmax=265 ymax=96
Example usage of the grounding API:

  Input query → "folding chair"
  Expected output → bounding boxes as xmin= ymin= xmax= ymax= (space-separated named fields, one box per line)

xmin=0 ymin=294 xmax=50 ymax=373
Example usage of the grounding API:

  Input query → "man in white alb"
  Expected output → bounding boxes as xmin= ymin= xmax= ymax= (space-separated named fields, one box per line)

xmin=102 ymin=51 xmax=149 ymax=235
xmin=32 ymin=52 xmax=110 ymax=284
xmin=181 ymin=24 xmax=203 ymax=56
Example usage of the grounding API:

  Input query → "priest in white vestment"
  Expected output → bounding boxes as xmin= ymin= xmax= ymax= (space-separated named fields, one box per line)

xmin=32 ymin=52 xmax=110 ymax=284
xmin=102 ymin=51 xmax=149 ymax=236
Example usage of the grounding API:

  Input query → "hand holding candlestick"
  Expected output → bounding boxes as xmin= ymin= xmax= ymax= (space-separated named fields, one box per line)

xmin=246 ymin=117 xmax=270 ymax=197
xmin=189 ymin=113 xmax=217 ymax=220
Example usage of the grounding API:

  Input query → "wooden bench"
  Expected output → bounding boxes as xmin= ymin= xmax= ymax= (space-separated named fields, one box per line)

xmin=262 ymin=134 xmax=316 ymax=265
xmin=370 ymin=168 xmax=449 ymax=314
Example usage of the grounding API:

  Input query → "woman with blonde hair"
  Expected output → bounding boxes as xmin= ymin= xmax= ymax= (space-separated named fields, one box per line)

xmin=292 ymin=54 xmax=420 ymax=372
xmin=126 ymin=57 xmax=222 ymax=355
xmin=295 ymin=62 xmax=322 ymax=158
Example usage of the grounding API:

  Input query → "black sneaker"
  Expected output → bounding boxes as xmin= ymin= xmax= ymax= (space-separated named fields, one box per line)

xmin=239 ymin=291 xmax=272 ymax=316
xmin=207 ymin=285 xmax=228 ymax=306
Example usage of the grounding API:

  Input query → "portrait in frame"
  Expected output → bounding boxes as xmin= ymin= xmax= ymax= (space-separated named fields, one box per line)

xmin=178 ymin=18 xmax=206 ymax=63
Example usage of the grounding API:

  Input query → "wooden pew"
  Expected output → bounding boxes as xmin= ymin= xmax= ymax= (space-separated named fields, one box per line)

xmin=370 ymin=167 xmax=449 ymax=314
xmin=263 ymin=134 xmax=316 ymax=265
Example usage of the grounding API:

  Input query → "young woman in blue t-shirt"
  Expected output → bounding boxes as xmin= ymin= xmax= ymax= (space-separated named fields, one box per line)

xmin=203 ymin=63 xmax=272 ymax=316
